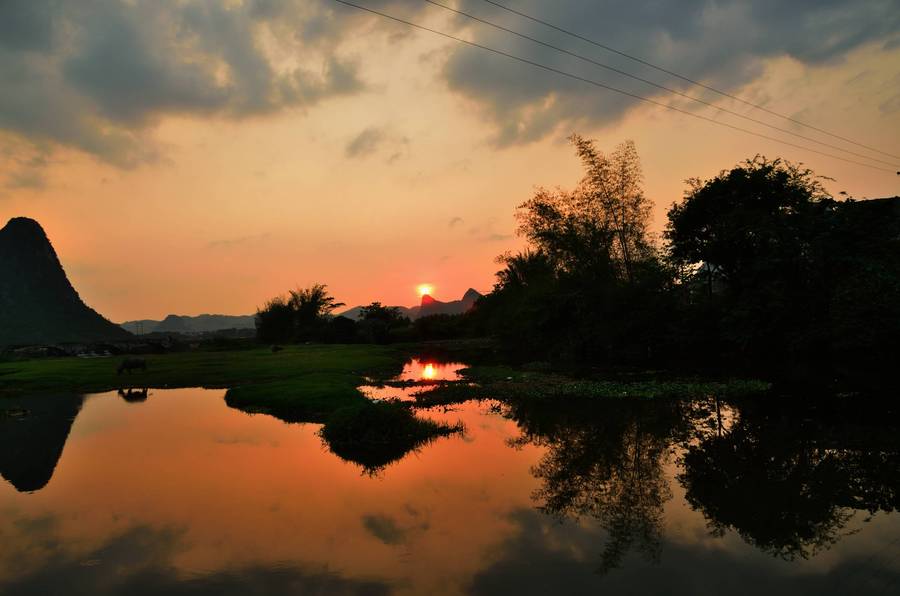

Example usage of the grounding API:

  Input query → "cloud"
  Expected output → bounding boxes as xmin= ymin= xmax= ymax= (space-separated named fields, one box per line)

xmin=346 ymin=127 xmax=387 ymax=159
xmin=346 ymin=127 xmax=411 ymax=161
xmin=1 ymin=0 xmax=896 ymax=166
xmin=441 ymin=0 xmax=900 ymax=145
xmin=0 ymin=0 xmax=368 ymax=166
xmin=467 ymin=217 xmax=512 ymax=242
xmin=448 ymin=216 xmax=464 ymax=228
xmin=0 ymin=145 xmax=51 ymax=191
xmin=207 ymin=233 xmax=271 ymax=249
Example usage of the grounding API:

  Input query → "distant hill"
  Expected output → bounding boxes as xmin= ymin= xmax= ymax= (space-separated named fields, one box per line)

xmin=339 ymin=288 xmax=482 ymax=321
xmin=338 ymin=304 xmax=419 ymax=321
xmin=120 ymin=313 xmax=255 ymax=335
xmin=0 ymin=217 xmax=132 ymax=347
xmin=419 ymin=288 xmax=482 ymax=318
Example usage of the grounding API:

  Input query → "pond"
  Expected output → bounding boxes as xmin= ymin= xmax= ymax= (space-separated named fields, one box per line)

xmin=1 ymin=359 xmax=898 ymax=595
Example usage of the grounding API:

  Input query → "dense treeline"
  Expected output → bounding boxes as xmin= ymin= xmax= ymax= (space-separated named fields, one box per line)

xmin=474 ymin=136 xmax=899 ymax=386
xmin=256 ymin=136 xmax=898 ymax=386
xmin=255 ymin=290 xmax=475 ymax=345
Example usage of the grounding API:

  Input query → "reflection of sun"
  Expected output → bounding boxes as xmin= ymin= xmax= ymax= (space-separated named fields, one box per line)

xmin=422 ymin=363 xmax=436 ymax=380
xmin=417 ymin=284 xmax=434 ymax=297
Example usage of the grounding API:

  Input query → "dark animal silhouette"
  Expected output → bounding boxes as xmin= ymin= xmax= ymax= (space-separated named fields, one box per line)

xmin=118 ymin=388 xmax=149 ymax=403
xmin=117 ymin=358 xmax=147 ymax=375
xmin=271 ymin=345 xmax=284 ymax=353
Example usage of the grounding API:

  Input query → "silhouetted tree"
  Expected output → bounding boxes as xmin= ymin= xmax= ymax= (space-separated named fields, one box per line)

xmin=518 ymin=136 xmax=652 ymax=282
xmin=255 ymin=295 xmax=295 ymax=344
xmin=480 ymin=137 xmax=672 ymax=365
xmin=358 ymin=302 xmax=410 ymax=344
xmin=665 ymin=157 xmax=900 ymax=383
xmin=255 ymin=283 xmax=344 ymax=343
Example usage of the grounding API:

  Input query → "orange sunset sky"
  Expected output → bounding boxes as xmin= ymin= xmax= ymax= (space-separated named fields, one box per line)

xmin=1 ymin=1 xmax=898 ymax=322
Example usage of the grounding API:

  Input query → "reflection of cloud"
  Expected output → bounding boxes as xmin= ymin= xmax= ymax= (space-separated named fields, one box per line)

xmin=362 ymin=514 xmax=407 ymax=546
xmin=361 ymin=508 xmax=432 ymax=547
xmin=467 ymin=508 xmax=896 ymax=595
xmin=0 ymin=524 xmax=393 ymax=596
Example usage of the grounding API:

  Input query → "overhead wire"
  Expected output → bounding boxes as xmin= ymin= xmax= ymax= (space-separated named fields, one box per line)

xmin=329 ymin=0 xmax=896 ymax=173
xmin=479 ymin=0 xmax=900 ymax=161
xmin=420 ymin=0 xmax=899 ymax=168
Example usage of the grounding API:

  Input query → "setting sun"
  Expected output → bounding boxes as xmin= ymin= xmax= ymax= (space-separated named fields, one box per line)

xmin=417 ymin=284 xmax=434 ymax=297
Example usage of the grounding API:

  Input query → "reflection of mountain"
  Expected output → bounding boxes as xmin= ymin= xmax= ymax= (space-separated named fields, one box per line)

xmin=0 ymin=218 xmax=131 ymax=347
xmin=0 ymin=394 xmax=84 ymax=492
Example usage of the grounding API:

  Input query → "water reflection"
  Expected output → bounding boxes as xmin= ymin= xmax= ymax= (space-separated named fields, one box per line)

xmin=118 ymin=388 xmax=150 ymax=403
xmin=679 ymin=398 xmax=900 ymax=560
xmin=359 ymin=359 xmax=468 ymax=401
xmin=507 ymin=398 xmax=685 ymax=572
xmin=1 ymin=386 xmax=898 ymax=594
xmin=0 ymin=394 xmax=84 ymax=492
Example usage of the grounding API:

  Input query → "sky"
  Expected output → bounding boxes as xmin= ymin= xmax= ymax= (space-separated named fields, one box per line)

xmin=1 ymin=0 xmax=899 ymax=322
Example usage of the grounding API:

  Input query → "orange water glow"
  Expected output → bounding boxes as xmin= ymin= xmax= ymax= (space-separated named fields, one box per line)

xmin=422 ymin=363 xmax=436 ymax=380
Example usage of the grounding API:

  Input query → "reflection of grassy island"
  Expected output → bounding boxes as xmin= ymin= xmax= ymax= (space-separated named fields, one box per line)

xmin=0 ymin=345 xmax=466 ymax=472
xmin=321 ymin=401 xmax=464 ymax=473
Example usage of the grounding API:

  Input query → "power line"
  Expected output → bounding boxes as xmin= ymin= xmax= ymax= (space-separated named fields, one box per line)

xmin=329 ymin=0 xmax=895 ymax=173
xmin=479 ymin=0 xmax=900 ymax=162
xmin=421 ymin=0 xmax=899 ymax=169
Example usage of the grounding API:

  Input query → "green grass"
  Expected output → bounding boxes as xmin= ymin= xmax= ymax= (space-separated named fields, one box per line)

xmin=225 ymin=374 xmax=370 ymax=423
xmin=412 ymin=365 xmax=772 ymax=406
xmin=0 ymin=344 xmax=403 ymax=404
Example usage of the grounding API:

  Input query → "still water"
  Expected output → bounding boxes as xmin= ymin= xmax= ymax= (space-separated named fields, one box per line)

xmin=1 ymin=361 xmax=898 ymax=595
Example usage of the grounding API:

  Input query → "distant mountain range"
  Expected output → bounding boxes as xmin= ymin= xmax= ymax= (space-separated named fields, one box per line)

xmin=127 ymin=288 xmax=486 ymax=334
xmin=339 ymin=288 xmax=482 ymax=321
xmin=120 ymin=314 xmax=255 ymax=335
xmin=0 ymin=217 xmax=132 ymax=347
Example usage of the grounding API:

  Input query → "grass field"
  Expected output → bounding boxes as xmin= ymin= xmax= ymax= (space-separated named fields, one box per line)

xmin=0 ymin=344 xmax=469 ymax=471
xmin=0 ymin=345 xmax=404 ymax=419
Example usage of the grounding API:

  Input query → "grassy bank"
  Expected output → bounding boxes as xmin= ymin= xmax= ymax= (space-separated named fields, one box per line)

xmin=0 ymin=345 xmax=467 ymax=470
xmin=413 ymin=365 xmax=771 ymax=406
xmin=0 ymin=345 xmax=403 ymax=411
xmin=0 ymin=345 xmax=403 ymax=397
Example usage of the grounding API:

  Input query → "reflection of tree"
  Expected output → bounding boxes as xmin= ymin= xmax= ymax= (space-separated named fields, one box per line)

xmin=508 ymin=399 xmax=684 ymax=572
xmin=679 ymin=400 xmax=900 ymax=560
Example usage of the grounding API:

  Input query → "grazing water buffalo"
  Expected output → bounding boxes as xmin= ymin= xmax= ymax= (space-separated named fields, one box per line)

xmin=117 ymin=358 xmax=147 ymax=375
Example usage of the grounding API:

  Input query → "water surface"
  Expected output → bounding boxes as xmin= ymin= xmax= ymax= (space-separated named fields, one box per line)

xmin=1 ymin=369 xmax=898 ymax=595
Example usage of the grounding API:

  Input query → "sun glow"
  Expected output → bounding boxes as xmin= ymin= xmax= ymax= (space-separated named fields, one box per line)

xmin=422 ymin=363 xmax=436 ymax=380
xmin=417 ymin=284 xmax=434 ymax=297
